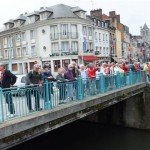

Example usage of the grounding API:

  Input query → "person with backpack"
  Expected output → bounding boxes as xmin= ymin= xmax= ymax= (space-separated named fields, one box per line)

xmin=25 ymin=64 xmax=43 ymax=112
xmin=0 ymin=63 xmax=17 ymax=118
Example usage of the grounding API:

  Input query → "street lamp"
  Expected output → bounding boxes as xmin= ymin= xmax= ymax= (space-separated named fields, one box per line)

xmin=8 ymin=36 xmax=13 ymax=72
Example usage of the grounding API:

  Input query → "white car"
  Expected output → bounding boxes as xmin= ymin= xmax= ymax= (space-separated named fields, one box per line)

xmin=13 ymin=74 xmax=26 ymax=96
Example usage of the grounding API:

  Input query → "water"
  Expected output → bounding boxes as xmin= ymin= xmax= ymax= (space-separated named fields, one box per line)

xmin=10 ymin=120 xmax=150 ymax=150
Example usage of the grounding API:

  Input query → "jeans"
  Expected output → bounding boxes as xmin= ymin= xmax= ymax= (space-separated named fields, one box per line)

xmin=4 ymin=90 xmax=15 ymax=114
xmin=26 ymin=87 xmax=40 ymax=111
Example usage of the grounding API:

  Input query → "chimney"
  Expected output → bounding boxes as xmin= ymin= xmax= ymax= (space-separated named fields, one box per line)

xmin=109 ymin=11 xmax=116 ymax=17
xmin=40 ymin=7 xmax=44 ymax=10
xmin=116 ymin=15 xmax=120 ymax=23
xmin=90 ymin=9 xmax=102 ymax=19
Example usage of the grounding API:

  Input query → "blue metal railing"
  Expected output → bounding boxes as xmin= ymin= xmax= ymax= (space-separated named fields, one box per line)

xmin=0 ymin=70 xmax=144 ymax=123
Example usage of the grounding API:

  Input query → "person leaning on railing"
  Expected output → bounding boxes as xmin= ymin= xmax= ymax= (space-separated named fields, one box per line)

xmin=56 ymin=68 xmax=68 ymax=102
xmin=0 ymin=63 xmax=17 ymax=118
xmin=25 ymin=64 xmax=43 ymax=112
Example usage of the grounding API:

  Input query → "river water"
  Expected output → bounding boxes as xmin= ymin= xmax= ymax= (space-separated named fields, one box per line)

xmin=10 ymin=120 xmax=150 ymax=150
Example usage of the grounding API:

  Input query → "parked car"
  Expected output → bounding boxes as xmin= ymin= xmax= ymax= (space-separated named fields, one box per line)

xmin=12 ymin=74 xmax=26 ymax=96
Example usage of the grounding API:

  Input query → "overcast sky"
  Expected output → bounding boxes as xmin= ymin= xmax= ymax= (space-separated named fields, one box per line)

xmin=0 ymin=0 xmax=149 ymax=35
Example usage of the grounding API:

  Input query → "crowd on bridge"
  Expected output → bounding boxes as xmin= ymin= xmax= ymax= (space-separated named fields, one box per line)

xmin=0 ymin=60 xmax=148 ymax=119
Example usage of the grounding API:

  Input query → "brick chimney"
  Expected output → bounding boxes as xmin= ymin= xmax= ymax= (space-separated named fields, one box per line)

xmin=90 ymin=9 xmax=102 ymax=19
xmin=116 ymin=15 xmax=120 ymax=23
xmin=109 ymin=11 xmax=116 ymax=17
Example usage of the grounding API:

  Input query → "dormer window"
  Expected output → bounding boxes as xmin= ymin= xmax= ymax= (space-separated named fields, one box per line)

xmin=39 ymin=7 xmax=53 ymax=20
xmin=4 ymin=20 xmax=14 ymax=30
xmin=71 ymin=7 xmax=86 ymax=19
xmin=41 ymin=12 xmax=48 ymax=20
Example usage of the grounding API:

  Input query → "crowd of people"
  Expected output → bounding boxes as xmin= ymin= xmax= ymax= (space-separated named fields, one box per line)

xmin=0 ymin=60 xmax=149 ymax=119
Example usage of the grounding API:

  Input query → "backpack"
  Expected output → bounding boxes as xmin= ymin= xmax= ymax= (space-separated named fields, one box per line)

xmin=11 ymin=74 xmax=17 ymax=85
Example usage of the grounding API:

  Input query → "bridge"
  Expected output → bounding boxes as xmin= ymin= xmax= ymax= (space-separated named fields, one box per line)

xmin=0 ymin=70 xmax=149 ymax=149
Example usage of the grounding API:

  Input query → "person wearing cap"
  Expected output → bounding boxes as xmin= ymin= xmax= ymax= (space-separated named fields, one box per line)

xmin=0 ymin=63 xmax=17 ymax=118
xmin=25 ymin=64 xmax=43 ymax=112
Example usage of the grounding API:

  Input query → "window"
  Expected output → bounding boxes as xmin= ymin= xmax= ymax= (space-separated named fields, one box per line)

xmin=99 ymin=33 xmax=101 ymax=41
xmin=95 ymin=32 xmax=98 ymax=40
xmin=106 ymin=48 xmax=109 ymax=54
xmin=16 ymin=34 xmax=21 ymax=41
xmin=31 ymin=46 xmax=36 ymax=56
xmin=98 ymin=21 xmax=100 ymax=26
xmin=22 ymin=32 xmax=26 ymax=41
xmin=103 ymin=34 xmax=105 ymax=41
xmin=106 ymin=34 xmax=108 ymax=41
xmin=102 ymin=22 xmax=104 ymax=27
xmin=16 ymin=47 xmax=21 ymax=57
xmin=61 ymin=24 xmax=68 ymax=38
xmin=103 ymin=47 xmax=105 ymax=54
xmin=29 ymin=16 xmax=35 ymax=23
xmin=89 ymin=42 xmax=93 ymax=50
xmin=30 ymin=30 xmax=35 ymax=40
xmin=71 ymin=41 xmax=78 ymax=51
xmin=52 ymin=42 xmax=59 ymax=53
xmin=22 ymin=47 xmax=28 ymax=55
xmin=4 ymin=50 xmax=8 ymax=58
xmin=88 ymin=27 xmax=92 ymax=36
xmin=51 ymin=25 xmax=58 ymax=40
xmin=3 ymin=37 xmax=7 ymax=46
xmin=71 ymin=25 xmax=77 ymax=38
xmin=61 ymin=42 xmax=69 ymax=52
xmin=100 ymin=47 xmax=102 ymax=54
xmin=82 ymin=26 xmax=87 ymax=36
xmin=41 ymin=12 xmax=48 ymax=20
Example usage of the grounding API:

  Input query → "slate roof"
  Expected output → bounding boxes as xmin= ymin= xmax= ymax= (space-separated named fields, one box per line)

xmin=26 ymin=11 xmax=40 ymax=17
xmin=14 ymin=15 xmax=26 ymax=21
xmin=4 ymin=19 xmax=14 ymax=24
xmin=48 ymin=4 xmax=85 ymax=19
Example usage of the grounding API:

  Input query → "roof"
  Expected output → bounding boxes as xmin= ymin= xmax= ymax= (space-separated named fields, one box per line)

xmin=48 ymin=4 xmax=81 ymax=19
xmin=14 ymin=15 xmax=26 ymax=21
xmin=4 ymin=19 xmax=14 ymax=25
xmin=71 ymin=6 xmax=86 ymax=13
xmin=26 ymin=11 xmax=40 ymax=17
xmin=39 ymin=7 xmax=53 ymax=13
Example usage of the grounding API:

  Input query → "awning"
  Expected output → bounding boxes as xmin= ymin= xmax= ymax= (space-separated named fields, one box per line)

xmin=79 ymin=56 xmax=99 ymax=61
xmin=112 ymin=57 xmax=123 ymax=63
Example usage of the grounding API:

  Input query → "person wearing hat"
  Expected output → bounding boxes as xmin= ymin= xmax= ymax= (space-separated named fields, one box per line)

xmin=25 ymin=64 xmax=43 ymax=112
xmin=0 ymin=63 xmax=17 ymax=118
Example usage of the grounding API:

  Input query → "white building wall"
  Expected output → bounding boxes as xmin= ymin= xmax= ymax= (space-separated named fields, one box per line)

xmin=37 ymin=25 xmax=51 ymax=58
xmin=94 ymin=28 xmax=110 ymax=58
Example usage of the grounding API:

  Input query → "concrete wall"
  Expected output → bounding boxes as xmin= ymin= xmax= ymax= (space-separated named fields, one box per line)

xmin=86 ymin=85 xmax=150 ymax=130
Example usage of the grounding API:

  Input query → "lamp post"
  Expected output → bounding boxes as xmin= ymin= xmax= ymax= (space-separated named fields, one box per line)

xmin=8 ymin=36 xmax=13 ymax=72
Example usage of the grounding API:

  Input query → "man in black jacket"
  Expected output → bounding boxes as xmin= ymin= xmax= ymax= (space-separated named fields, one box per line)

xmin=25 ymin=64 xmax=43 ymax=112
xmin=0 ymin=63 xmax=17 ymax=118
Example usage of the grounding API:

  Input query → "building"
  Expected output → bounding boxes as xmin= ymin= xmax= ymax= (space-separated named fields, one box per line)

xmin=0 ymin=4 xmax=100 ymax=75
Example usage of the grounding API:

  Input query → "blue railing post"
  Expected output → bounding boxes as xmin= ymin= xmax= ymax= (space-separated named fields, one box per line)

xmin=44 ymin=80 xmax=52 ymax=110
xmin=77 ymin=76 xmax=84 ymax=100
xmin=0 ymin=88 xmax=4 ymax=122
xmin=116 ymin=71 xmax=121 ymax=89
xmin=100 ymin=74 xmax=105 ymax=94
xmin=139 ymin=70 xmax=142 ymax=82
xmin=129 ymin=69 xmax=133 ymax=85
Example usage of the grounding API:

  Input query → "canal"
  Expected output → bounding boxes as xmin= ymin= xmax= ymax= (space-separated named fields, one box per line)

xmin=9 ymin=120 xmax=150 ymax=150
